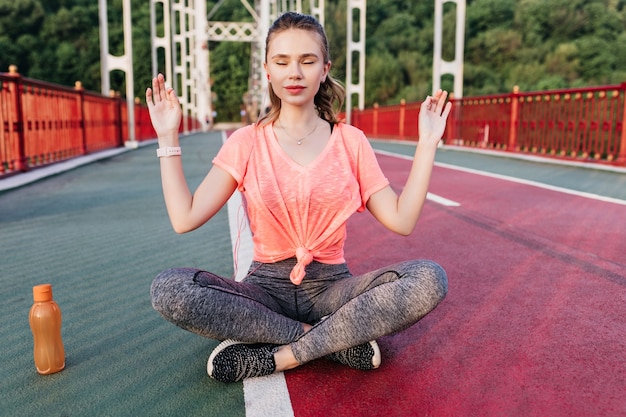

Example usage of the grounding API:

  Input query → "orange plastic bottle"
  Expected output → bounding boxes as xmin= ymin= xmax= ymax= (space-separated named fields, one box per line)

xmin=29 ymin=284 xmax=65 ymax=375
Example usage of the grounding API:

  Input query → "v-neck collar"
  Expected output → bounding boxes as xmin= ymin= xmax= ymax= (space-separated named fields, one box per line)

xmin=267 ymin=122 xmax=337 ymax=171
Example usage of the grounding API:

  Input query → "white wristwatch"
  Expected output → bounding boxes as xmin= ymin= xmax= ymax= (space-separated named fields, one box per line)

xmin=156 ymin=146 xmax=182 ymax=158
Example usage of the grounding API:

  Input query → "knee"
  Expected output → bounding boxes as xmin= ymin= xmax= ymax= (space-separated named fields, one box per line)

xmin=406 ymin=259 xmax=448 ymax=302
xmin=426 ymin=260 xmax=448 ymax=300
xmin=150 ymin=267 xmax=195 ymax=316
xmin=150 ymin=268 xmax=174 ymax=314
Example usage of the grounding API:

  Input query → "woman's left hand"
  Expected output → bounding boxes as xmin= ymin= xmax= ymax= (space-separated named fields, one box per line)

xmin=418 ymin=89 xmax=452 ymax=147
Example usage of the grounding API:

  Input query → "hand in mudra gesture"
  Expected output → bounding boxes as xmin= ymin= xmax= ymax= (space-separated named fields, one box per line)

xmin=418 ymin=89 xmax=452 ymax=147
xmin=146 ymin=73 xmax=182 ymax=139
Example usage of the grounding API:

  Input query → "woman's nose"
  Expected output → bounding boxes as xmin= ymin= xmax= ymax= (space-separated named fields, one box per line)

xmin=288 ymin=63 xmax=303 ymax=79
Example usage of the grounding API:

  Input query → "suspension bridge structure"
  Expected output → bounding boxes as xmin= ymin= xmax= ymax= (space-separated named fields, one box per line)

xmin=144 ymin=0 xmax=368 ymax=131
xmin=99 ymin=0 xmax=465 ymax=136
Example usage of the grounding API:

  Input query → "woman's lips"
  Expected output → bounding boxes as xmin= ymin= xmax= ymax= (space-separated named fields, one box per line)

xmin=285 ymin=85 xmax=305 ymax=94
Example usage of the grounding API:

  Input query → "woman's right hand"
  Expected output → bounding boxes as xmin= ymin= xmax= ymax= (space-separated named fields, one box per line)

xmin=146 ymin=73 xmax=182 ymax=143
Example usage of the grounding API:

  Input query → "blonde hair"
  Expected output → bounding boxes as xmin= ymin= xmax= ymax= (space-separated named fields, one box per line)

xmin=258 ymin=12 xmax=345 ymax=126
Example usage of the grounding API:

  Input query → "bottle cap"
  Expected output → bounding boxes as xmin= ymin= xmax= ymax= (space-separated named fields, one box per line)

xmin=33 ymin=284 xmax=53 ymax=302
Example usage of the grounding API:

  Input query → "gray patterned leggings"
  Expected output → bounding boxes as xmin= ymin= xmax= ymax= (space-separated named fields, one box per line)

xmin=150 ymin=258 xmax=447 ymax=364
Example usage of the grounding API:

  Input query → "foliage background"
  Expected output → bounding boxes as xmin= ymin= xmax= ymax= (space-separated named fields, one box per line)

xmin=1 ymin=0 xmax=625 ymax=121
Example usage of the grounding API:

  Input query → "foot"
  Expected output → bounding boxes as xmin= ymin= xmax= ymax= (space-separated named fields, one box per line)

xmin=327 ymin=340 xmax=381 ymax=370
xmin=207 ymin=340 xmax=279 ymax=383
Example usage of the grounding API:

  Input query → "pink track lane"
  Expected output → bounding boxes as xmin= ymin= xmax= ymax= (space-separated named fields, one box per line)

xmin=286 ymin=153 xmax=626 ymax=417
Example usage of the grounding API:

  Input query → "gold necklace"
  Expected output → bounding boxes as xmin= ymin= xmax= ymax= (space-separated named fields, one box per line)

xmin=278 ymin=120 xmax=319 ymax=145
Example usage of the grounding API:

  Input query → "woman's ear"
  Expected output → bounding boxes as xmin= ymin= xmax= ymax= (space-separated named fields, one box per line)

xmin=322 ymin=61 xmax=332 ymax=83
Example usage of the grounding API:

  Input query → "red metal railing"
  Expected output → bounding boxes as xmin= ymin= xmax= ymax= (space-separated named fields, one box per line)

xmin=0 ymin=67 xmax=200 ymax=177
xmin=351 ymin=83 xmax=626 ymax=166
xmin=3 ymin=68 xmax=625 ymax=175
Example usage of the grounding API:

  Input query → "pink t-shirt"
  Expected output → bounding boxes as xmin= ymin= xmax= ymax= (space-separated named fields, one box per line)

xmin=213 ymin=122 xmax=389 ymax=284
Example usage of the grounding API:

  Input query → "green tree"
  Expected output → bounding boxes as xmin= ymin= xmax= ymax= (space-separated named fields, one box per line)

xmin=0 ymin=0 xmax=45 ymax=74
xmin=0 ymin=0 xmax=44 ymax=38
xmin=2 ymin=0 xmax=626 ymax=120
xmin=365 ymin=51 xmax=403 ymax=105
xmin=544 ymin=43 xmax=580 ymax=83
xmin=467 ymin=0 xmax=516 ymax=31
xmin=30 ymin=5 xmax=101 ymax=89
xmin=575 ymin=36 xmax=617 ymax=84
xmin=210 ymin=42 xmax=250 ymax=121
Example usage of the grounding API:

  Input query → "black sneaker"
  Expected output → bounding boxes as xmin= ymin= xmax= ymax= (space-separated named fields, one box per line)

xmin=207 ymin=340 xmax=279 ymax=383
xmin=327 ymin=340 xmax=381 ymax=370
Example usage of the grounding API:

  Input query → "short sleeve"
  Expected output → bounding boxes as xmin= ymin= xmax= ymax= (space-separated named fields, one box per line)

xmin=212 ymin=125 xmax=256 ymax=191
xmin=350 ymin=128 xmax=390 ymax=212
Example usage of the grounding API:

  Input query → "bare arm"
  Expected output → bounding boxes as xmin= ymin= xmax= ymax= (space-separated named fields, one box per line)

xmin=366 ymin=90 xmax=452 ymax=235
xmin=146 ymin=74 xmax=237 ymax=233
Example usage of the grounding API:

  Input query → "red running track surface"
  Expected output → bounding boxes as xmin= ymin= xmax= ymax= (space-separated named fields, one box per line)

xmin=285 ymin=153 xmax=626 ymax=417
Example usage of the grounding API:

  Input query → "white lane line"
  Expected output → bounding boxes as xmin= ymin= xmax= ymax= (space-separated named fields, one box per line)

xmin=374 ymin=149 xmax=461 ymax=207
xmin=243 ymin=375 xmax=295 ymax=417
xmin=426 ymin=192 xmax=460 ymax=207
xmin=374 ymin=148 xmax=626 ymax=207
xmin=435 ymin=161 xmax=626 ymax=206
xmin=221 ymin=131 xmax=295 ymax=417
xmin=226 ymin=185 xmax=254 ymax=282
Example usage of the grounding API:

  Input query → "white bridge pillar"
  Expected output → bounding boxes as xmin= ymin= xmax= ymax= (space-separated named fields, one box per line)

xmin=345 ymin=0 xmax=366 ymax=124
xmin=148 ymin=1 xmax=368 ymax=127
xmin=99 ymin=0 xmax=136 ymax=145
xmin=433 ymin=0 xmax=466 ymax=98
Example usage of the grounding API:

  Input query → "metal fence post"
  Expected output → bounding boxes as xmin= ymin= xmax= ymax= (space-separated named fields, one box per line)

xmin=447 ymin=92 xmax=456 ymax=143
xmin=74 ymin=81 xmax=88 ymax=155
xmin=7 ymin=65 xmax=28 ymax=172
xmin=508 ymin=85 xmax=520 ymax=151
xmin=618 ymin=82 xmax=626 ymax=163
xmin=399 ymin=99 xmax=406 ymax=140
xmin=373 ymin=103 xmax=379 ymax=138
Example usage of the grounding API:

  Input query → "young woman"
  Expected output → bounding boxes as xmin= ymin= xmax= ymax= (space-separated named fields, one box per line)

xmin=146 ymin=11 xmax=451 ymax=383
